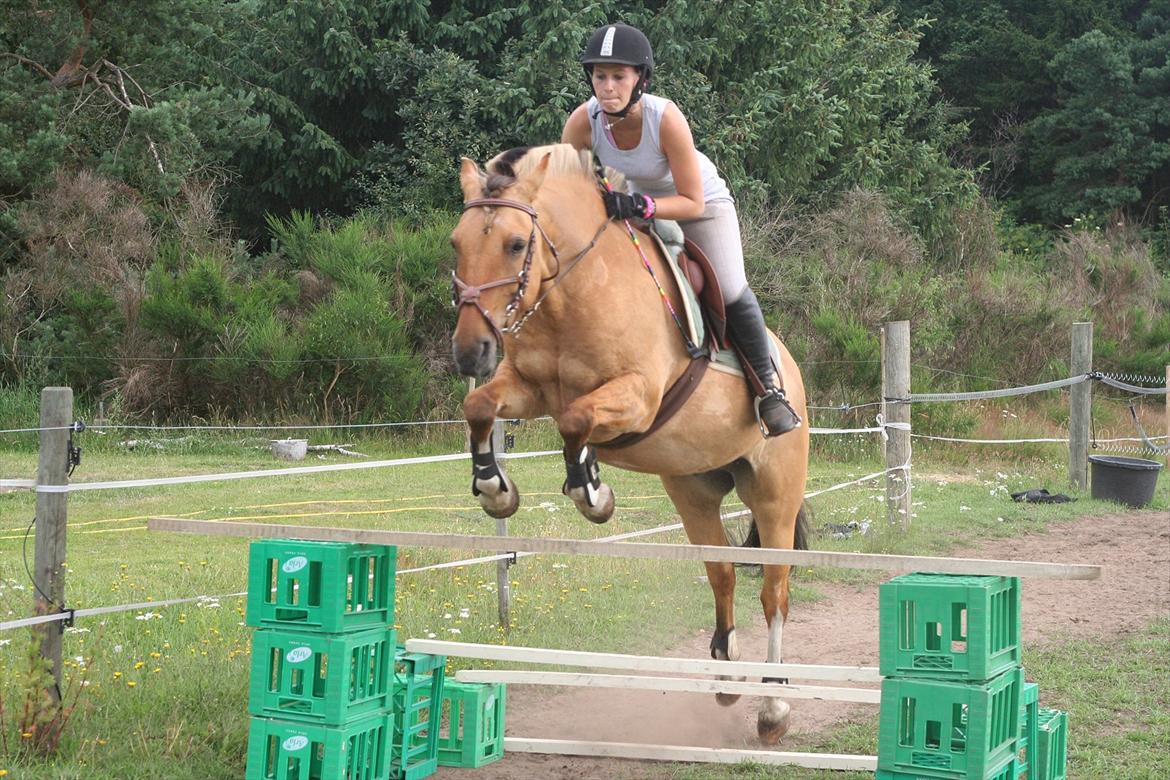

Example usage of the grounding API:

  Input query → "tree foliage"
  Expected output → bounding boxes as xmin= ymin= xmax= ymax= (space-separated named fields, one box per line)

xmin=894 ymin=0 xmax=1170 ymax=223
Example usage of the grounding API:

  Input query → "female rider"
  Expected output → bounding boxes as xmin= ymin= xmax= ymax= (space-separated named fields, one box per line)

xmin=561 ymin=22 xmax=800 ymax=437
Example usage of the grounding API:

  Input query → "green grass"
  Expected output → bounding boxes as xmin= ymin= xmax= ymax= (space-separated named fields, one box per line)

xmin=0 ymin=423 xmax=1165 ymax=778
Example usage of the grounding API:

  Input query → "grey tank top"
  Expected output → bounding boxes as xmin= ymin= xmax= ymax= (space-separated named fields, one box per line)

xmin=587 ymin=94 xmax=732 ymax=203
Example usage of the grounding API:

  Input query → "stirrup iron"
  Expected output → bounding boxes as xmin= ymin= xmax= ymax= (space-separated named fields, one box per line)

xmin=754 ymin=387 xmax=802 ymax=438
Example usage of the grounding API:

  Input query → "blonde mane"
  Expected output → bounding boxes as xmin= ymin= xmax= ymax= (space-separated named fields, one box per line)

xmin=483 ymin=144 xmax=627 ymax=196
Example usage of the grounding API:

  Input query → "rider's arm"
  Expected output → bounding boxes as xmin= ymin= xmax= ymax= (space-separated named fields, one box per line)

xmin=562 ymin=104 xmax=593 ymax=150
xmin=653 ymin=103 xmax=705 ymax=221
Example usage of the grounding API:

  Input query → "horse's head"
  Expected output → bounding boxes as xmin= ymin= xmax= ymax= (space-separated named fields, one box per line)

xmin=449 ymin=148 xmax=557 ymax=378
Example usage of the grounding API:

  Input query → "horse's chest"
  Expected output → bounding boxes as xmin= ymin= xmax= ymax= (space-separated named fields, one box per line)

xmin=514 ymin=351 xmax=633 ymax=409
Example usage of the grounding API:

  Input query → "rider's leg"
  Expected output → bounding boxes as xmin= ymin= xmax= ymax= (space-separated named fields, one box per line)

xmin=725 ymin=288 xmax=801 ymax=436
xmin=679 ymin=201 xmax=801 ymax=437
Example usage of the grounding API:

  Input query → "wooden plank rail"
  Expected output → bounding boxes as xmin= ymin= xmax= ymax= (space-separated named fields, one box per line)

xmin=454 ymin=670 xmax=881 ymax=703
xmin=407 ymin=639 xmax=882 ymax=683
xmin=148 ymin=517 xmax=1102 ymax=580
xmin=503 ymin=740 xmax=879 ymax=771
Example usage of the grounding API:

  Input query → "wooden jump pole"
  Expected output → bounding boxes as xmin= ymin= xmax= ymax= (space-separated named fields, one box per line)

xmin=147 ymin=517 xmax=1101 ymax=579
xmin=881 ymin=321 xmax=912 ymax=529
xmin=407 ymin=638 xmax=882 ymax=682
xmin=503 ymin=740 xmax=878 ymax=772
xmin=1069 ymin=322 xmax=1092 ymax=489
xmin=454 ymin=670 xmax=881 ymax=703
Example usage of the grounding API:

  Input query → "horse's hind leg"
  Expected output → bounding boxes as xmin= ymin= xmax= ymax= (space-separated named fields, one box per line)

xmin=660 ymin=471 xmax=743 ymax=706
xmin=735 ymin=465 xmax=806 ymax=745
xmin=558 ymin=373 xmax=655 ymax=523
xmin=464 ymin=364 xmax=543 ymax=518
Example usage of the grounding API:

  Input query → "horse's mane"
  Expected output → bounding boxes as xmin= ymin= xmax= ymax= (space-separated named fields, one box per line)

xmin=482 ymin=144 xmax=627 ymax=198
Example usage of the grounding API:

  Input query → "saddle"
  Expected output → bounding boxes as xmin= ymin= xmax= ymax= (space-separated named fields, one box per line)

xmin=594 ymin=223 xmax=773 ymax=450
xmin=677 ymin=238 xmax=729 ymax=349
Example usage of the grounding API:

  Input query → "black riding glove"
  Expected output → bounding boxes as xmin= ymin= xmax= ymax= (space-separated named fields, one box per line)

xmin=603 ymin=190 xmax=654 ymax=221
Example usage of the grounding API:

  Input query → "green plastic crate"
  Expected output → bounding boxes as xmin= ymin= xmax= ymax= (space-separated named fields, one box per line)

xmin=879 ymin=666 xmax=1024 ymax=780
xmin=1036 ymin=708 xmax=1068 ymax=780
xmin=437 ymin=680 xmax=505 ymax=768
xmin=245 ymin=712 xmax=393 ymax=780
xmin=246 ymin=540 xmax=397 ymax=633
xmin=249 ymin=628 xmax=396 ymax=726
xmin=876 ymin=754 xmax=1017 ymax=780
xmin=880 ymin=573 xmax=1021 ymax=682
xmin=390 ymin=650 xmax=445 ymax=780
xmin=1018 ymin=682 xmax=1039 ymax=780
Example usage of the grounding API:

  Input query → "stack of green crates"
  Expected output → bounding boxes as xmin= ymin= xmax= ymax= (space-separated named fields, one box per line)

xmin=876 ymin=573 xmax=1025 ymax=780
xmin=244 ymin=539 xmax=401 ymax=780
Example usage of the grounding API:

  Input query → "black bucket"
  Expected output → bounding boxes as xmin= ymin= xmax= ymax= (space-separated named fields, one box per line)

xmin=1088 ymin=455 xmax=1163 ymax=508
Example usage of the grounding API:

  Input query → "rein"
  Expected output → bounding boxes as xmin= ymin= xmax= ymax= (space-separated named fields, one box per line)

xmin=453 ymin=197 xmax=609 ymax=344
xmin=591 ymin=158 xmax=702 ymax=359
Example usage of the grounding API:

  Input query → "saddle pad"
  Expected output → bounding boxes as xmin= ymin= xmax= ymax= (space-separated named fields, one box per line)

xmin=646 ymin=221 xmax=704 ymax=349
xmin=647 ymin=222 xmax=780 ymax=376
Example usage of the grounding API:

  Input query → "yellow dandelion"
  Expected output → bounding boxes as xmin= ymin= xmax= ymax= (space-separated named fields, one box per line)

xmin=134 ymin=661 xmax=145 ymax=670
xmin=113 ymin=672 xmax=122 ymax=679
xmin=126 ymin=681 xmax=136 ymax=688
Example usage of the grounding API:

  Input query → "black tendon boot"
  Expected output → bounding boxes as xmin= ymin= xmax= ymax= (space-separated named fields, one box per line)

xmin=725 ymin=290 xmax=802 ymax=437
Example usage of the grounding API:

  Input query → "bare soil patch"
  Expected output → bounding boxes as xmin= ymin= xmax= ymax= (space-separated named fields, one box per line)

xmin=435 ymin=510 xmax=1170 ymax=780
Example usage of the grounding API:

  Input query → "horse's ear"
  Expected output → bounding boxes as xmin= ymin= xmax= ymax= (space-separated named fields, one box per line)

xmin=513 ymin=152 xmax=551 ymax=201
xmin=459 ymin=157 xmax=485 ymax=202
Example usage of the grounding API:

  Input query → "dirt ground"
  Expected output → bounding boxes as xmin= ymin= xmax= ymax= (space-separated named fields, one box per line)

xmin=434 ymin=509 xmax=1170 ymax=780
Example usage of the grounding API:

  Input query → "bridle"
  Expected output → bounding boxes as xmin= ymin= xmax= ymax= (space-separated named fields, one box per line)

xmin=452 ymin=196 xmax=609 ymax=345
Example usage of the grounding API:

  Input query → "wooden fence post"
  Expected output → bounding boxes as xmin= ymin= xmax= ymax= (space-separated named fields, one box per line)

xmin=492 ymin=420 xmax=511 ymax=631
xmin=34 ymin=386 xmax=72 ymax=706
xmin=881 ymin=321 xmax=912 ymax=530
xmin=1069 ymin=323 xmax=1093 ymax=490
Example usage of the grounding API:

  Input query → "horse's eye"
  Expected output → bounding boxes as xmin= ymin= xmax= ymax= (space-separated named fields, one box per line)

xmin=510 ymin=238 xmax=528 ymax=254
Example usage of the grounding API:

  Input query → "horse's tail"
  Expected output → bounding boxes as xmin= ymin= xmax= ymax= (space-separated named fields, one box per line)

xmin=742 ymin=500 xmax=811 ymax=551
xmin=793 ymin=500 xmax=811 ymax=551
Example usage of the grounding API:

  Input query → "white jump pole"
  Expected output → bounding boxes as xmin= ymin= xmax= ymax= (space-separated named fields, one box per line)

xmin=406 ymin=638 xmax=881 ymax=683
xmin=504 ymin=740 xmax=878 ymax=772
xmin=454 ymin=670 xmax=881 ymax=703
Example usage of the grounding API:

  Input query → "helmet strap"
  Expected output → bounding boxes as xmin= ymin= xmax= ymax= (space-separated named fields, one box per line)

xmin=587 ymin=71 xmax=647 ymax=124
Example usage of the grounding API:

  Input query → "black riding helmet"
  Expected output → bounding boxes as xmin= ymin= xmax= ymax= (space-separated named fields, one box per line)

xmin=580 ymin=23 xmax=654 ymax=120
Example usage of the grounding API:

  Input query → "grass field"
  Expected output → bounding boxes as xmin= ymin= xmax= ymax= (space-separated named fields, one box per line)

xmin=0 ymin=420 xmax=1166 ymax=779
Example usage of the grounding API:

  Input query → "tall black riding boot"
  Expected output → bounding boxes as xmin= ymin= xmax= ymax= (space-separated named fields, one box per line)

xmin=725 ymin=290 xmax=801 ymax=437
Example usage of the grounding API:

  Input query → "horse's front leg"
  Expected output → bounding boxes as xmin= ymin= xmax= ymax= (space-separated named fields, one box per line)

xmin=558 ymin=372 xmax=655 ymax=523
xmin=464 ymin=365 xmax=544 ymax=518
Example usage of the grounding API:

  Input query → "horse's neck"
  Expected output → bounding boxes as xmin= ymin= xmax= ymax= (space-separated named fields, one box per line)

xmin=525 ymin=208 xmax=691 ymax=371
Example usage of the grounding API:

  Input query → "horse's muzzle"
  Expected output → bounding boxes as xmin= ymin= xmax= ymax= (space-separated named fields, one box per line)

xmin=453 ymin=336 xmax=497 ymax=379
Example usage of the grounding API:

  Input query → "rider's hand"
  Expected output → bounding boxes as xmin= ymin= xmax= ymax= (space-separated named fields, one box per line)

xmin=603 ymin=191 xmax=655 ymax=221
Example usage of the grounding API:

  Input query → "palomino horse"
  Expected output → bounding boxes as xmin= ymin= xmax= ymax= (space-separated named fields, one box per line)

xmin=450 ymin=144 xmax=810 ymax=743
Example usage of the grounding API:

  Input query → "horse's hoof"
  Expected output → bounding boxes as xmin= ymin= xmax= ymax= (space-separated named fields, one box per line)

xmin=480 ymin=484 xmax=520 ymax=519
xmin=579 ymin=483 xmax=615 ymax=524
xmin=715 ymin=692 xmax=741 ymax=707
xmin=757 ymin=700 xmax=791 ymax=745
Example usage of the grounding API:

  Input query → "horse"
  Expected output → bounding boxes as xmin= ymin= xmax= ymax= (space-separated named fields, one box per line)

xmin=449 ymin=144 xmax=810 ymax=743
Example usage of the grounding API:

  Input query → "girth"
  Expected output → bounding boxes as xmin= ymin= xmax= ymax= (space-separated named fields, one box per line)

xmin=593 ymin=356 xmax=710 ymax=450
